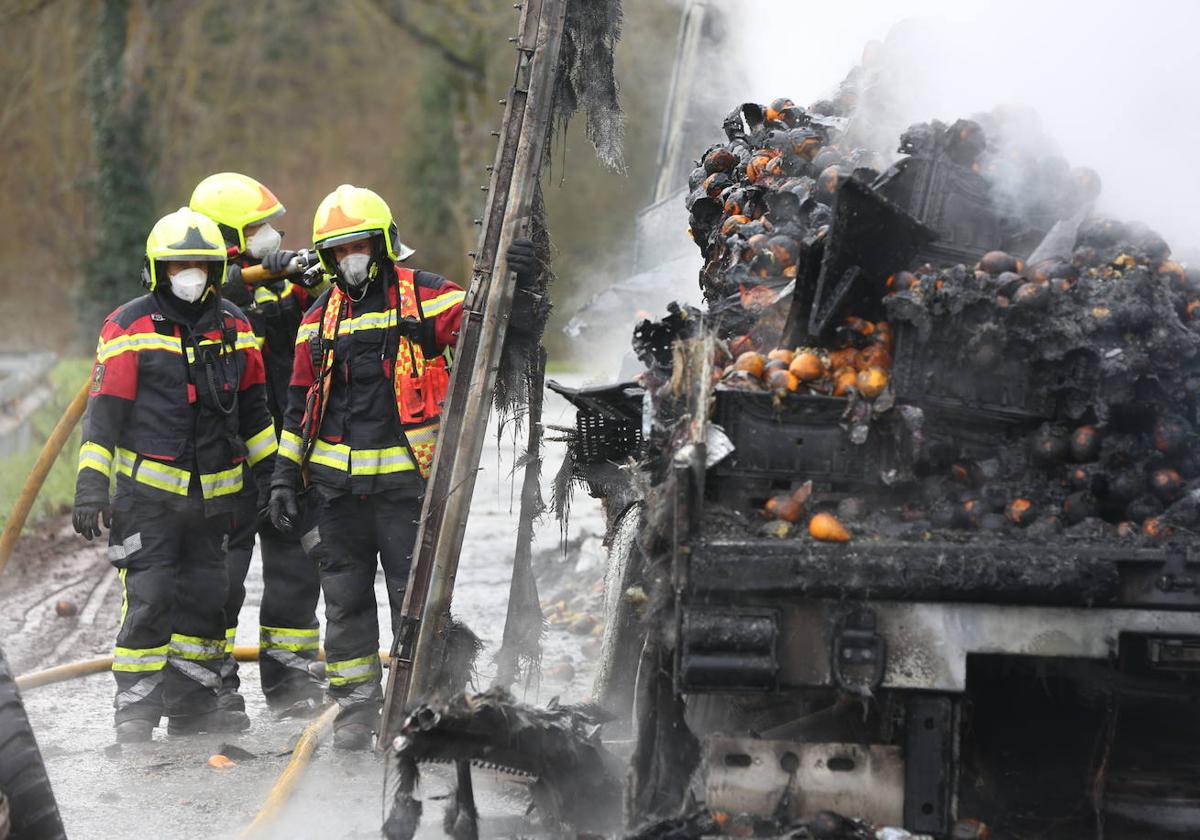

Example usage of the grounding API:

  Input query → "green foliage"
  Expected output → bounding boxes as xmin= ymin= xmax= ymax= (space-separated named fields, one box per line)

xmin=0 ymin=357 xmax=94 ymax=532
xmin=403 ymin=58 xmax=466 ymax=272
xmin=3 ymin=0 xmax=685 ymax=357
xmin=81 ymin=0 xmax=157 ymax=338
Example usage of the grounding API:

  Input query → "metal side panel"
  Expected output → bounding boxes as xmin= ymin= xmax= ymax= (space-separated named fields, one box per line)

xmin=777 ymin=601 xmax=1200 ymax=692
xmin=704 ymin=737 xmax=904 ymax=826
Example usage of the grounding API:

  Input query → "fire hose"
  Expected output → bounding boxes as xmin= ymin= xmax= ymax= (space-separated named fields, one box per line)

xmin=0 ymin=250 xmax=355 ymax=834
xmin=239 ymin=250 xmax=323 ymax=288
xmin=17 ymin=649 xmax=388 ymax=836
xmin=238 ymin=703 xmax=340 ymax=838
xmin=0 ymin=253 xmax=321 ymax=581
xmin=0 ymin=378 xmax=90 ymax=578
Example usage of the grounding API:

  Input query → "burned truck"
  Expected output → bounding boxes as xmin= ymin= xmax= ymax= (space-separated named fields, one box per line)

xmin=554 ymin=97 xmax=1200 ymax=838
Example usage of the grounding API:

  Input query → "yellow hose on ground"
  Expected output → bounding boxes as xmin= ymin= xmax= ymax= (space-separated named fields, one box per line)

xmin=238 ymin=703 xmax=340 ymax=838
xmin=15 ymin=645 xmax=266 ymax=691
xmin=15 ymin=647 xmax=394 ymax=691
xmin=0 ymin=377 xmax=90 ymax=577
xmin=17 ymin=647 xmax=389 ymax=836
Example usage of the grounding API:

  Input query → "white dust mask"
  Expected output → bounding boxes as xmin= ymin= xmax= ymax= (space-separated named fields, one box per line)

xmin=245 ymin=223 xmax=282 ymax=258
xmin=338 ymin=253 xmax=372 ymax=287
xmin=169 ymin=267 xmax=209 ymax=303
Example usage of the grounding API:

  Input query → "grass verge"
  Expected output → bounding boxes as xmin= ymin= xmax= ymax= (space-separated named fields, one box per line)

xmin=0 ymin=357 xmax=93 ymax=532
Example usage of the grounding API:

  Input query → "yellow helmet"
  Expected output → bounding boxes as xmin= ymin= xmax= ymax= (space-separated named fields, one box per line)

xmin=189 ymin=172 xmax=285 ymax=253
xmin=311 ymin=184 xmax=413 ymax=272
xmin=142 ymin=207 xmax=227 ymax=292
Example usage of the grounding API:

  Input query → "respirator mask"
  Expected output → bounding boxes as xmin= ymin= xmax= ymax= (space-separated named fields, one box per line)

xmin=338 ymin=253 xmax=373 ymax=288
xmin=245 ymin=223 xmax=282 ymax=259
xmin=169 ymin=267 xmax=209 ymax=303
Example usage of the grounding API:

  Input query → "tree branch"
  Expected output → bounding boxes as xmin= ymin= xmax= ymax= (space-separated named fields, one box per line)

xmin=366 ymin=0 xmax=484 ymax=81
xmin=0 ymin=0 xmax=60 ymax=24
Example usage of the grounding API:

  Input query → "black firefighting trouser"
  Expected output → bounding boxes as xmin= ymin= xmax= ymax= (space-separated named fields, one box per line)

xmin=309 ymin=490 xmax=420 ymax=729
xmin=221 ymin=492 xmax=322 ymax=708
xmin=108 ymin=501 xmax=230 ymax=725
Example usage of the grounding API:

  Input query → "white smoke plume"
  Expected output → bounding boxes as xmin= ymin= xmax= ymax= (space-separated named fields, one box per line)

xmin=726 ymin=0 xmax=1200 ymax=254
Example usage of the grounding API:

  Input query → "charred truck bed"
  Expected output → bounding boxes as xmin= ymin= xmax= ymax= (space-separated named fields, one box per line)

xmin=555 ymin=56 xmax=1200 ymax=839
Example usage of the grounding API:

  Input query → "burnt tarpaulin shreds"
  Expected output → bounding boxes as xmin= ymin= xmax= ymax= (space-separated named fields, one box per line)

xmin=554 ymin=0 xmax=625 ymax=171
xmin=385 ymin=688 xmax=623 ymax=835
xmin=495 ymin=182 xmax=554 ymax=418
xmin=490 ymin=0 xmax=626 ymax=694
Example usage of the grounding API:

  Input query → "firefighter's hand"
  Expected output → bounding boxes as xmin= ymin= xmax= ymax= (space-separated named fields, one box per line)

xmin=505 ymin=238 xmax=539 ymax=289
xmin=261 ymin=249 xmax=298 ymax=276
xmin=72 ymin=502 xmax=111 ymax=541
xmin=269 ymin=486 xmax=299 ymax=535
xmin=221 ymin=264 xmax=252 ymax=306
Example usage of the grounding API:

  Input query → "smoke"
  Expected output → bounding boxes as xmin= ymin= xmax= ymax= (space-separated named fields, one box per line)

xmin=726 ymin=0 xmax=1200 ymax=254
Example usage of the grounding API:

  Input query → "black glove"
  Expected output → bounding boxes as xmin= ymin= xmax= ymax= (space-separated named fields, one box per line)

xmin=261 ymin=249 xmax=298 ymax=276
xmin=269 ymin=485 xmax=299 ymax=535
xmin=73 ymin=501 xmax=111 ymax=541
xmin=221 ymin=263 xmax=252 ymax=306
xmin=505 ymin=238 xmax=539 ymax=289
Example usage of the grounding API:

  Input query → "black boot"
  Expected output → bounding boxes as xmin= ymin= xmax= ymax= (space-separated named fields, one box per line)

xmin=115 ymin=719 xmax=154 ymax=743
xmin=332 ymin=722 xmax=372 ymax=751
xmin=167 ymin=708 xmax=251 ymax=736
xmin=217 ymin=690 xmax=247 ymax=712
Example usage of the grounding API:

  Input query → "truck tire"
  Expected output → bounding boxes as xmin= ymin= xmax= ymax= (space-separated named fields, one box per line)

xmin=0 ymin=646 xmax=65 ymax=840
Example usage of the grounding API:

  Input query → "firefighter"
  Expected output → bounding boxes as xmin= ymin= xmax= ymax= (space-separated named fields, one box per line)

xmin=73 ymin=207 xmax=278 ymax=742
xmin=189 ymin=173 xmax=325 ymax=714
xmin=269 ymin=184 xmax=538 ymax=750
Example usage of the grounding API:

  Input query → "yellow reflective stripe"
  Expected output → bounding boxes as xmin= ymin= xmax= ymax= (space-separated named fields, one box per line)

xmin=225 ymin=627 xmax=237 ymax=653
xmin=97 ymin=332 xmax=182 ymax=363
xmin=296 ymin=322 xmax=319 ymax=345
xmin=420 ymin=289 xmax=465 ymax=318
xmin=309 ymin=439 xmax=350 ymax=471
xmin=279 ymin=430 xmax=303 ymax=464
xmin=168 ymin=633 xmax=225 ymax=661
xmin=326 ymin=654 xmax=381 ymax=685
xmin=78 ymin=442 xmax=114 ymax=477
xmin=200 ymin=465 xmax=243 ymax=499
xmin=112 ymin=643 xmax=169 ymax=672
xmin=118 ymin=568 xmax=129 ymax=627
xmin=260 ymin=625 xmax=320 ymax=651
xmin=185 ymin=330 xmax=261 ymax=362
xmin=245 ymin=425 xmax=278 ymax=466
xmin=133 ymin=457 xmax=191 ymax=496
xmin=349 ymin=446 xmax=415 ymax=476
xmin=114 ymin=448 xmax=137 ymax=478
xmin=338 ymin=311 xmax=395 ymax=335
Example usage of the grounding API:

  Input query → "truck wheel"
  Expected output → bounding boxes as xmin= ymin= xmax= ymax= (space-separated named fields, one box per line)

xmin=0 ymin=646 xmax=65 ymax=840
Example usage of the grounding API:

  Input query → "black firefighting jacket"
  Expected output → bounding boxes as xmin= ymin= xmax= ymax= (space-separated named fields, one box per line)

xmin=74 ymin=292 xmax=278 ymax=516
xmin=234 ymin=254 xmax=322 ymax=430
xmin=271 ymin=269 xmax=464 ymax=499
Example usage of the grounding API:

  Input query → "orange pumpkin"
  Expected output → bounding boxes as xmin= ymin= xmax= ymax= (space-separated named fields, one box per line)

xmin=832 ymin=368 xmax=858 ymax=397
xmin=734 ymin=351 xmax=765 ymax=379
xmin=856 ymin=366 xmax=889 ymax=398
xmin=789 ymin=351 xmax=826 ymax=382
xmin=809 ymin=512 xmax=850 ymax=542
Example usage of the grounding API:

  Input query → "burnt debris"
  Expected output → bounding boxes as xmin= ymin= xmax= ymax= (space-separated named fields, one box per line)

xmin=383 ymin=687 xmax=623 ymax=838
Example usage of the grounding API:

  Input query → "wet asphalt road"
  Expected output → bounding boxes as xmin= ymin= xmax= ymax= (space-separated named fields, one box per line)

xmin=6 ymin=384 xmax=608 ymax=839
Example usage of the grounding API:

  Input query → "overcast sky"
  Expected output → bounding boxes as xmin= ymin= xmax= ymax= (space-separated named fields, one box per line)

xmin=727 ymin=0 xmax=1200 ymax=254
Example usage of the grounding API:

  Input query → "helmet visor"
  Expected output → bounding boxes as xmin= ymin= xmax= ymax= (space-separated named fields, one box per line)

xmin=155 ymin=253 xmax=225 ymax=261
xmin=314 ymin=229 xmax=380 ymax=251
